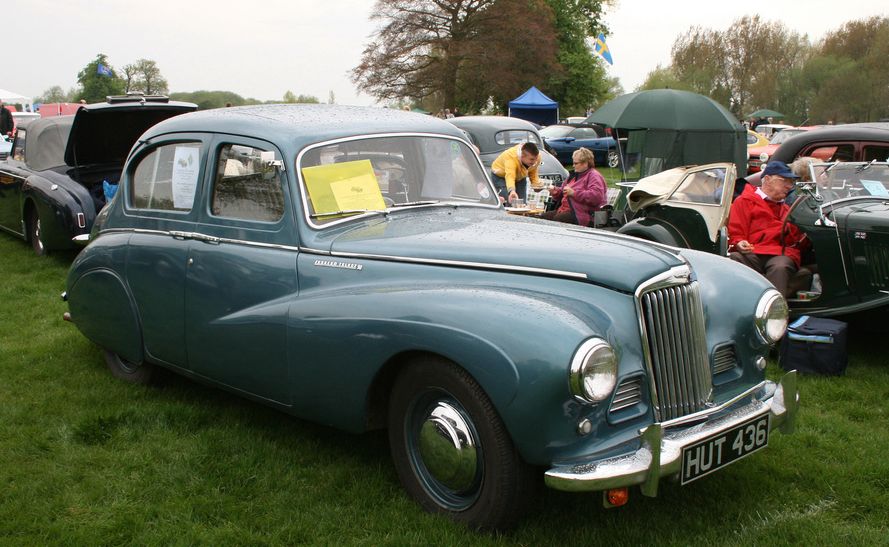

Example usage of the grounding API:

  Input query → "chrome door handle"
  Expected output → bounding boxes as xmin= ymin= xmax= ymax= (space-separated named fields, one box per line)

xmin=187 ymin=258 xmax=194 ymax=266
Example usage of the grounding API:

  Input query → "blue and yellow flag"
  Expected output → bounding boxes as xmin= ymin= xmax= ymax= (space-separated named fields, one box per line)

xmin=593 ymin=33 xmax=613 ymax=65
xmin=96 ymin=63 xmax=113 ymax=77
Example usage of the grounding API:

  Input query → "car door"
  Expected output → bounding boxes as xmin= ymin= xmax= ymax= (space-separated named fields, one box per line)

xmin=123 ymin=137 xmax=208 ymax=368
xmin=184 ymin=136 xmax=297 ymax=405
xmin=647 ymin=164 xmax=735 ymax=252
xmin=0 ymin=129 xmax=28 ymax=235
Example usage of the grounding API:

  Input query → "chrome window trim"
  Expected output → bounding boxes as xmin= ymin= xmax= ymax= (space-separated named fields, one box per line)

xmin=91 ymin=228 xmax=589 ymax=280
xmin=294 ymin=132 xmax=501 ymax=231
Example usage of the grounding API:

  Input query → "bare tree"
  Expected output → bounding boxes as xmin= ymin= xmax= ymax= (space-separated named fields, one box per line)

xmin=123 ymin=59 xmax=169 ymax=95
xmin=352 ymin=0 xmax=497 ymax=108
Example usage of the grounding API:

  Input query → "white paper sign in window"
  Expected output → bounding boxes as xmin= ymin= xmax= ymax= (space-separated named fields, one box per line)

xmin=172 ymin=146 xmax=200 ymax=209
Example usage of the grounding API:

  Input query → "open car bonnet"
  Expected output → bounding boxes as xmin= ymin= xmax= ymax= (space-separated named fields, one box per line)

xmin=627 ymin=162 xmax=734 ymax=211
xmin=64 ymin=101 xmax=197 ymax=167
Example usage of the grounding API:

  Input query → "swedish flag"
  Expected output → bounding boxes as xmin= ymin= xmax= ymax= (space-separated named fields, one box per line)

xmin=593 ymin=33 xmax=613 ymax=65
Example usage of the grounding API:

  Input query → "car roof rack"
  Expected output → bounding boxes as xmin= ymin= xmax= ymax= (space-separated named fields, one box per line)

xmin=105 ymin=93 xmax=171 ymax=104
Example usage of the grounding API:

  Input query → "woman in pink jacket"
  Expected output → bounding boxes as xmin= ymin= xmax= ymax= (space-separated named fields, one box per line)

xmin=540 ymin=147 xmax=607 ymax=226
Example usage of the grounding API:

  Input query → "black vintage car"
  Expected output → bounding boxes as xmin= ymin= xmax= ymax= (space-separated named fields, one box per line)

xmin=0 ymin=95 xmax=196 ymax=255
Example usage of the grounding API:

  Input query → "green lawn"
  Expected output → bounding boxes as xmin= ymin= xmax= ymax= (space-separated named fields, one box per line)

xmin=1 ymin=233 xmax=888 ymax=545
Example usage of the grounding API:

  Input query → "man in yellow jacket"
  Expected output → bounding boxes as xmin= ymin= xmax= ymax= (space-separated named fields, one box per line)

xmin=491 ymin=142 xmax=542 ymax=203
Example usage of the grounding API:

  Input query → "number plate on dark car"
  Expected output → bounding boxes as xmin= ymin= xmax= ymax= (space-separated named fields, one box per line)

xmin=680 ymin=414 xmax=770 ymax=485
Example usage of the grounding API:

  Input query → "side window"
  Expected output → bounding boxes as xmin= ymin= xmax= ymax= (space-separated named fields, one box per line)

xmin=130 ymin=142 xmax=202 ymax=212
xmin=804 ymin=143 xmax=854 ymax=163
xmin=669 ymin=168 xmax=726 ymax=205
xmin=12 ymin=129 xmax=26 ymax=161
xmin=863 ymin=144 xmax=889 ymax=162
xmin=211 ymin=144 xmax=285 ymax=222
xmin=572 ymin=128 xmax=597 ymax=139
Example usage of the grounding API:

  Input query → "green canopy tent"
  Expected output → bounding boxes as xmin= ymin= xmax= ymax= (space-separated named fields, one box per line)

xmin=747 ymin=108 xmax=784 ymax=119
xmin=585 ymin=89 xmax=745 ymax=180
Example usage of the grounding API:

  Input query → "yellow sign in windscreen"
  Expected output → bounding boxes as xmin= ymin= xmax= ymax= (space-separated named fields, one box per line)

xmin=302 ymin=159 xmax=386 ymax=214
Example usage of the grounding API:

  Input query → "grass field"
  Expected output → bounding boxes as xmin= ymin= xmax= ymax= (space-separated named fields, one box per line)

xmin=1 ymin=232 xmax=888 ymax=545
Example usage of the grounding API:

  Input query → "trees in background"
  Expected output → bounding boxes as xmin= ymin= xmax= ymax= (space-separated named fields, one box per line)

xmin=122 ymin=59 xmax=169 ymax=95
xmin=639 ymin=15 xmax=889 ymax=124
xmin=76 ymin=54 xmax=126 ymax=103
xmin=352 ymin=0 xmax=615 ymax=115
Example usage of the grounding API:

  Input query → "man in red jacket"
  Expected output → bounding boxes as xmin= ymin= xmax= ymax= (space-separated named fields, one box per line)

xmin=728 ymin=161 xmax=808 ymax=298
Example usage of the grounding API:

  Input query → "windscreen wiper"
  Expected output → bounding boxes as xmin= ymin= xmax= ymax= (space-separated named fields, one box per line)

xmin=388 ymin=200 xmax=440 ymax=208
xmin=310 ymin=209 xmax=387 ymax=219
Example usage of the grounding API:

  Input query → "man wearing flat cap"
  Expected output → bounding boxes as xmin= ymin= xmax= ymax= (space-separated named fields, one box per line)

xmin=727 ymin=161 xmax=809 ymax=298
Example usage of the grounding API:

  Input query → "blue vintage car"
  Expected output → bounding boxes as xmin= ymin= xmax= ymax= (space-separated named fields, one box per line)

xmin=64 ymin=105 xmax=799 ymax=531
xmin=540 ymin=123 xmax=620 ymax=168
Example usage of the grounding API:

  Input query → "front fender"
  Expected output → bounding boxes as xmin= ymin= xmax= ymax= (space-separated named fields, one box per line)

xmin=617 ymin=217 xmax=689 ymax=248
xmin=22 ymin=175 xmax=89 ymax=250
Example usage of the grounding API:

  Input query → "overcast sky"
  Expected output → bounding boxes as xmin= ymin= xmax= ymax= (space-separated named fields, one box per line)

xmin=6 ymin=1 xmax=888 ymax=105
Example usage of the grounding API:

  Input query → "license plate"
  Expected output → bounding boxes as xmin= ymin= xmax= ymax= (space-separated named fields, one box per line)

xmin=680 ymin=414 xmax=770 ymax=485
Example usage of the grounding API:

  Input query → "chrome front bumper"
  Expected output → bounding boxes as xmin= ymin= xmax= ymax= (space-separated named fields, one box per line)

xmin=545 ymin=371 xmax=799 ymax=495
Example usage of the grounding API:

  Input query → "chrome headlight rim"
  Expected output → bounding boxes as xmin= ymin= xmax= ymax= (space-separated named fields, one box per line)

xmin=568 ymin=337 xmax=618 ymax=404
xmin=754 ymin=289 xmax=789 ymax=345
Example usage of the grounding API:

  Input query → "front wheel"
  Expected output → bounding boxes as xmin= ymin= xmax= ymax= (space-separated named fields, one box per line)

xmin=28 ymin=209 xmax=46 ymax=256
xmin=607 ymin=149 xmax=620 ymax=169
xmin=103 ymin=350 xmax=156 ymax=385
xmin=388 ymin=357 xmax=536 ymax=531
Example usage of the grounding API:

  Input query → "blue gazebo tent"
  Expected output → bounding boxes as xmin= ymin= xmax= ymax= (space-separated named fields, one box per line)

xmin=508 ymin=86 xmax=559 ymax=126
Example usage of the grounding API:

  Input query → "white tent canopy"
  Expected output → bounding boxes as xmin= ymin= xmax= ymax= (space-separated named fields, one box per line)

xmin=0 ymin=88 xmax=34 ymax=110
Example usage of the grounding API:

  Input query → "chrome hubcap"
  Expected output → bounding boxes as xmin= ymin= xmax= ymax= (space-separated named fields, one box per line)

xmin=34 ymin=219 xmax=44 ymax=251
xmin=417 ymin=401 xmax=478 ymax=492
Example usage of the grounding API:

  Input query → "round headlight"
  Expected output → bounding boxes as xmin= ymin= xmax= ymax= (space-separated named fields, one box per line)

xmin=754 ymin=290 xmax=789 ymax=344
xmin=569 ymin=338 xmax=618 ymax=403
xmin=759 ymin=152 xmax=770 ymax=163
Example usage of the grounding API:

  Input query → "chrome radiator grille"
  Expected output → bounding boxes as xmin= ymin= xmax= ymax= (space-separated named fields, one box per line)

xmin=864 ymin=243 xmax=889 ymax=290
xmin=638 ymin=278 xmax=712 ymax=421
xmin=609 ymin=377 xmax=643 ymax=414
xmin=712 ymin=344 xmax=738 ymax=375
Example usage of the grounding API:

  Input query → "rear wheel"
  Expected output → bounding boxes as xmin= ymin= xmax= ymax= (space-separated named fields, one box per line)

xmin=103 ymin=350 xmax=156 ymax=385
xmin=387 ymin=356 xmax=536 ymax=531
xmin=607 ymin=149 xmax=620 ymax=169
xmin=28 ymin=209 xmax=46 ymax=256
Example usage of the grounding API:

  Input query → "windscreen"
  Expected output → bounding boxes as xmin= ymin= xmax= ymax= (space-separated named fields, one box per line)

xmin=299 ymin=135 xmax=499 ymax=225
xmin=810 ymin=162 xmax=889 ymax=202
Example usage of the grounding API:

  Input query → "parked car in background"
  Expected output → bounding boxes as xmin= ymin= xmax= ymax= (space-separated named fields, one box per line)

xmin=614 ymin=160 xmax=889 ymax=318
xmin=746 ymin=129 xmax=769 ymax=148
xmin=448 ymin=116 xmax=569 ymax=192
xmin=539 ymin=123 xmax=620 ymax=168
xmin=747 ymin=127 xmax=818 ymax=174
xmin=754 ymin=123 xmax=791 ymax=139
xmin=0 ymin=134 xmax=11 ymax=161
xmin=64 ymin=104 xmax=798 ymax=531
xmin=0 ymin=95 xmax=196 ymax=255
xmin=746 ymin=122 xmax=889 ymax=185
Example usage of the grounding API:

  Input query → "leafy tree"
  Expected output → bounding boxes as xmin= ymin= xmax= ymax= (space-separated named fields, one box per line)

xmin=168 ymin=90 xmax=250 ymax=110
xmin=805 ymin=16 xmax=889 ymax=123
xmin=35 ymin=86 xmax=68 ymax=104
xmin=122 ymin=59 xmax=169 ymax=95
xmin=542 ymin=0 xmax=614 ymax=116
xmin=637 ymin=65 xmax=690 ymax=92
xmin=76 ymin=54 xmax=126 ymax=103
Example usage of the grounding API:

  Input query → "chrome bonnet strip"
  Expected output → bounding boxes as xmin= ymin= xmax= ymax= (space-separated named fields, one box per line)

xmin=92 ymin=228 xmax=589 ymax=281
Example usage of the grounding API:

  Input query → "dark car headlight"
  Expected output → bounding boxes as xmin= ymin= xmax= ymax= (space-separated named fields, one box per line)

xmin=569 ymin=338 xmax=618 ymax=403
xmin=754 ymin=289 xmax=789 ymax=345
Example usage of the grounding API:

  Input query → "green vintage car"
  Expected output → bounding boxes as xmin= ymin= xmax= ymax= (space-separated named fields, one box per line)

xmin=64 ymin=105 xmax=799 ymax=530
xmin=615 ymin=162 xmax=889 ymax=318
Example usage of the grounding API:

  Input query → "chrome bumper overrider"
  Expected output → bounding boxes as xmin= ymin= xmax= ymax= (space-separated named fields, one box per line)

xmin=545 ymin=371 xmax=799 ymax=495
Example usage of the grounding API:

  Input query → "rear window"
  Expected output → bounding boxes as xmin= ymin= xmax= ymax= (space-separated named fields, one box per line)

xmin=12 ymin=129 xmax=25 ymax=161
xmin=494 ymin=130 xmax=541 ymax=146
xmin=130 ymin=142 xmax=202 ymax=212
